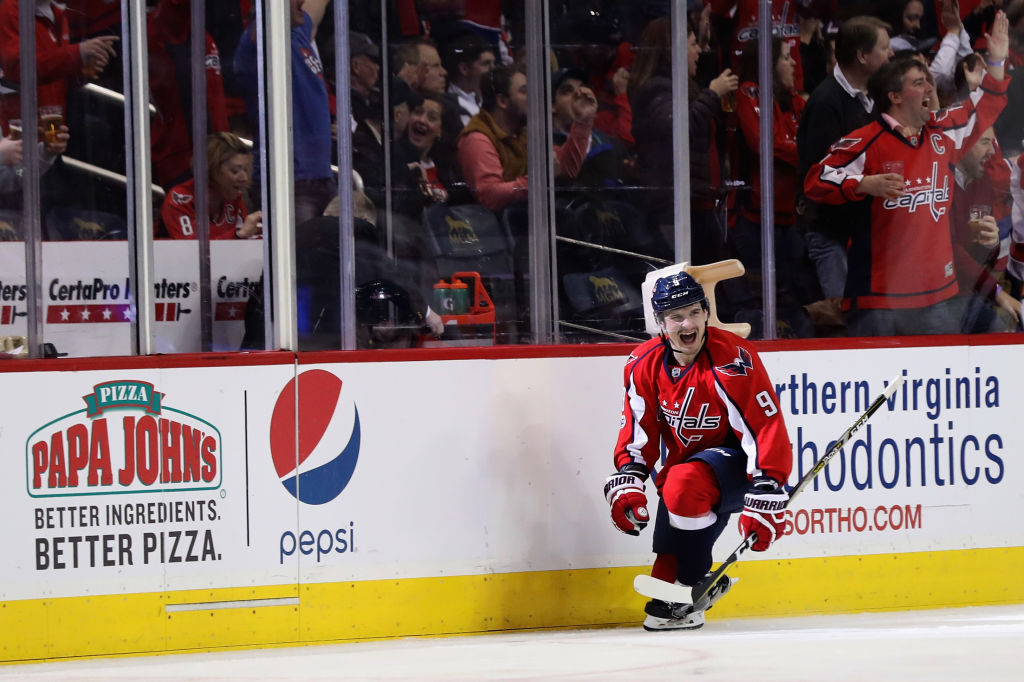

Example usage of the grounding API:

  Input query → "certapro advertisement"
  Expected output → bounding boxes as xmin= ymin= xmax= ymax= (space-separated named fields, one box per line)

xmin=0 ymin=241 xmax=263 ymax=357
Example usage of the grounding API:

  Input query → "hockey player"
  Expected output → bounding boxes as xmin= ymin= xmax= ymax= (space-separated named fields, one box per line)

xmin=603 ymin=273 xmax=793 ymax=630
xmin=804 ymin=11 xmax=1010 ymax=336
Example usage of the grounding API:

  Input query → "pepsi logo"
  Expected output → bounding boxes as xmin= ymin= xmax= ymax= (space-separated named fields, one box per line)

xmin=269 ymin=369 xmax=360 ymax=505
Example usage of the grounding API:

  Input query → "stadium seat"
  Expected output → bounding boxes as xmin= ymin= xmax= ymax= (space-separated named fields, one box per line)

xmin=44 ymin=206 xmax=127 ymax=241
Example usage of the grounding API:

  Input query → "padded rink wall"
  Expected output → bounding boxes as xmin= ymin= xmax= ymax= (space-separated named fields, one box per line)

xmin=1 ymin=337 xmax=1023 ymax=663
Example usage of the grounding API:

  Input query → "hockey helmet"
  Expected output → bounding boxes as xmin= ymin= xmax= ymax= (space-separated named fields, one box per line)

xmin=651 ymin=272 xmax=708 ymax=314
xmin=355 ymin=279 xmax=421 ymax=348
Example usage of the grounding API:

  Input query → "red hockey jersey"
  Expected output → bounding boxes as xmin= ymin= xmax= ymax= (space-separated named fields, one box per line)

xmin=804 ymin=73 xmax=1008 ymax=310
xmin=160 ymin=178 xmax=248 ymax=240
xmin=735 ymin=82 xmax=804 ymax=225
xmin=613 ymin=328 xmax=792 ymax=490
xmin=709 ymin=0 xmax=803 ymax=92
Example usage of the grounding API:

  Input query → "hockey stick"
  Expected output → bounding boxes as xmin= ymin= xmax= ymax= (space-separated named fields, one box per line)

xmin=634 ymin=372 xmax=906 ymax=608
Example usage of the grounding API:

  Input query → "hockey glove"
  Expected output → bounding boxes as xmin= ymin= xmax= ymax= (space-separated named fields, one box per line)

xmin=604 ymin=464 xmax=650 ymax=536
xmin=738 ymin=476 xmax=788 ymax=551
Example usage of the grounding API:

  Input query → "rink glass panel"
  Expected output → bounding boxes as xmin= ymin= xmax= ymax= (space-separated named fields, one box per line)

xmin=4 ymin=2 xmax=1015 ymax=356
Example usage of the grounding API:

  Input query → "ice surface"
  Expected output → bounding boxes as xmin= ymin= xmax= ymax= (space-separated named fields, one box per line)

xmin=2 ymin=604 xmax=1021 ymax=681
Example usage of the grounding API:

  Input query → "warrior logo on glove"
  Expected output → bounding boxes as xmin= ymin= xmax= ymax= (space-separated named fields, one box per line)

xmin=604 ymin=469 xmax=650 ymax=536
xmin=738 ymin=477 xmax=789 ymax=551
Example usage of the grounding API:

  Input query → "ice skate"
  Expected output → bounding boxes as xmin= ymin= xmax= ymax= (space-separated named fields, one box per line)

xmin=642 ymin=598 xmax=706 ymax=631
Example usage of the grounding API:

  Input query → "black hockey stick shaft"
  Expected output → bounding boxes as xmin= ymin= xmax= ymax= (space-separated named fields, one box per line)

xmin=688 ymin=373 xmax=906 ymax=608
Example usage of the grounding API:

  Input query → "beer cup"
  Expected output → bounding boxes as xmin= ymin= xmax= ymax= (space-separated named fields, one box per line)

xmin=968 ymin=204 xmax=992 ymax=244
xmin=39 ymin=106 xmax=64 ymax=145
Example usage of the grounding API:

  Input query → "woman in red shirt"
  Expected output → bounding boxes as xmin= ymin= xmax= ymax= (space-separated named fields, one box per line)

xmin=730 ymin=37 xmax=814 ymax=337
xmin=160 ymin=132 xmax=262 ymax=239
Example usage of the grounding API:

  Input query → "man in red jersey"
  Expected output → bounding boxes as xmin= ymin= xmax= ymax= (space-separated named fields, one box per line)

xmin=804 ymin=11 xmax=1010 ymax=337
xmin=603 ymin=272 xmax=793 ymax=630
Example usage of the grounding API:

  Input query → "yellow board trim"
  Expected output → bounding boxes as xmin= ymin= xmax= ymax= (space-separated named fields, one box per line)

xmin=3 ymin=547 xmax=1023 ymax=664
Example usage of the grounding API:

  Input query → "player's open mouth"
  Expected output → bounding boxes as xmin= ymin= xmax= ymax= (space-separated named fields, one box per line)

xmin=678 ymin=331 xmax=698 ymax=345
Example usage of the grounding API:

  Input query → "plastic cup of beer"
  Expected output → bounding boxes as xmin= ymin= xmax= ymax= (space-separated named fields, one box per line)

xmin=882 ymin=160 xmax=905 ymax=181
xmin=969 ymin=204 xmax=992 ymax=243
xmin=39 ymin=106 xmax=63 ymax=145
xmin=7 ymin=119 xmax=21 ymax=141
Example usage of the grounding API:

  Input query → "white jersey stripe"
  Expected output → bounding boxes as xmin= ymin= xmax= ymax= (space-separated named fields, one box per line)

xmin=625 ymin=372 xmax=649 ymax=467
xmin=714 ymin=379 xmax=762 ymax=478
xmin=667 ymin=508 xmax=717 ymax=530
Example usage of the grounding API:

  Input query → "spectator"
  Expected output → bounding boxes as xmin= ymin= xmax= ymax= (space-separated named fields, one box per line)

xmin=1010 ymin=153 xmax=1024 ymax=302
xmin=0 ymin=123 xmax=69 ymax=197
xmin=234 ymin=0 xmax=335 ymax=225
xmin=804 ymin=19 xmax=1009 ymax=337
xmin=256 ymin=189 xmax=444 ymax=351
xmin=962 ymin=1 xmax=1007 ymax=47
xmin=709 ymin=0 xmax=805 ymax=93
xmin=354 ymin=77 xmax=423 ymax=210
xmin=993 ymin=0 xmax=1024 ymax=155
xmin=389 ymin=76 xmax=423 ymax=143
xmin=553 ymin=7 xmax=634 ymax=145
xmin=888 ymin=0 xmax=938 ymax=53
xmin=392 ymin=95 xmax=457 ymax=219
xmin=627 ymin=15 xmax=673 ymax=230
xmin=409 ymin=37 xmax=447 ymax=96
xmin=160 ymin=132 xmax=262 ymax=240
xmin=443 ymin=33 xmax=496 ymax=128
xmin=950 ymin=127 xmax=1020 ymax=331
xmin=392 ymin=41 xmax=422 ymax=91
xmin=456 ymin=65 xmax=593 ymax=213
xmin=350 ymin=31 xmax=382 ymax=126
xmin=147 ymin=0 xmax=230 ymax=190
xmin=205 ymin=1 xmax=254 ymax=134
xmin=953 ymin=51 xmax=987 ymax=104
xmin=630 ymin=17 xmax=737 ymax=267
xmin=0 ymin=1 xmax=117 ymax=130
xmin=63 ymin=0 xmax=121 ymax=44
xmin=551 ymin=68 xmax=627 ymax=194
xmin=732 ymin=38 xmax=813 ymax=337
xmin=927 ymin=0 xmax=977 ymax=107
xmin=797 ymin=16 xmax=893 ymax=301
xmin=61 ymin=0 xmax=125 ymax=172
xmin=349 ymin=32 xmax=385 ymax=209
xmin=799 ymin=16 xmax=832 ymax=96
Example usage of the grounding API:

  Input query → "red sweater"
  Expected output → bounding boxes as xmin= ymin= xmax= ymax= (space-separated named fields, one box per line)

xmin=0 ymin=3 xmax=82 ymax=124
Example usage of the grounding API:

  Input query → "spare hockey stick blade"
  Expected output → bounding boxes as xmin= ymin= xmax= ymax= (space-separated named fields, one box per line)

xmin=633 ymin=373 xmax=906 ymax=608
xmin=633 ymin=573 xmax=739 ymax=609
xmin=633 ymin=574 xmax=691 ymax=603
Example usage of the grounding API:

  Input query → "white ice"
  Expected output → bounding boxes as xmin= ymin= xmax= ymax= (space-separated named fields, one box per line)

xmin=2 ymin=604 xmax=1022 ymax=681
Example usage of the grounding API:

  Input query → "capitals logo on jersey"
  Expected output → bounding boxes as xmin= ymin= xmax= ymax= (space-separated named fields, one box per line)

xmin=661 ymin=386 xmax=721 ymax=446
xmin=883 ymin=161 xmax=949 ymax=222
xmin=170 ymin=190 xmax=192 ymax=206
xmin=716 ymin=346 xmax=753 ymax=377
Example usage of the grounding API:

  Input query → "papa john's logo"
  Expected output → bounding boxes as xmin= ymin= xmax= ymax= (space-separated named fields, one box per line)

xmin=269 ymin=370 xmax=360 ymax=505
xmin=26 ymin=380 xmax=222 ymax=498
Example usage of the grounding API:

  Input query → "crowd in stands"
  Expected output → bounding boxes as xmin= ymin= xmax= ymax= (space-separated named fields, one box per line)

xmin=1 ymin=0 xmax=1024 ymax=343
